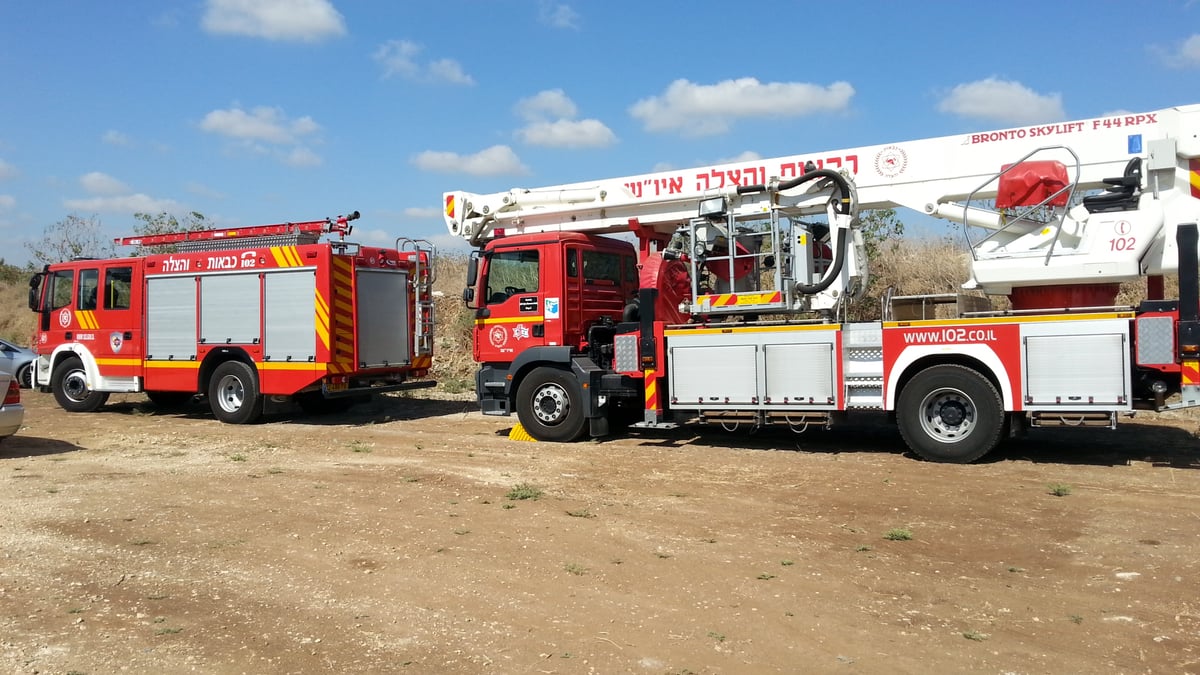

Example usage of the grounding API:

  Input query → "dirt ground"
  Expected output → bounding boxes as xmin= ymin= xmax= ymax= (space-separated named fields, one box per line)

xmin=1 ymin=390 xmax=1199 ymax=675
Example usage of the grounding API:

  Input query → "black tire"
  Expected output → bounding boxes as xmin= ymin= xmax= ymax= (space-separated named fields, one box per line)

xmin=296 ymin=392 xmax=356 ymax=415
xmin=207 ymin=361 xmax=263 ymax=424
xmin=145 ymin=390 xmax=195 ymax=409
xmin=896 ymin=364 xmax=1004 ymax=463
xmin=51 ymin=356 xmax=109 ymax=413
xmin=16 ymin=363 xmax=32 ymax=389
xmin=515 ymin=367 xmax=587 ymax=442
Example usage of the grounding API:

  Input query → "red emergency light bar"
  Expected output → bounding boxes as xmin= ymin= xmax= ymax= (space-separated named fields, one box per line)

xmin=116 ymin=211 xmax=360 ymax=246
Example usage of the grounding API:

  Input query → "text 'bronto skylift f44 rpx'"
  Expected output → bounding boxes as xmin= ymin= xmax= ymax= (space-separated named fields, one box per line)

xmin=444 ymin=103 xmax=1200 ymax=463
xmin=28 ymin=212 xmax=436 ymax=423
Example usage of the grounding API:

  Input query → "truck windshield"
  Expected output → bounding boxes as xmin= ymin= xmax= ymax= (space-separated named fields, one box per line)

xmin=50 ymin=270 xmax=75 ymax=310
xmin=485 ymin=249 xmax=539 ymax=305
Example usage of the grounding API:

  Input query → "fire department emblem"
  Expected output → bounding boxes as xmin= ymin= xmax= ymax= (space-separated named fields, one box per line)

xmin=874 ymin=145 xmax=908 ymax=178
xmin=489 ymin=325 xmax=508 ymax=348
xmin=110 ymin=332 xmax=124 ymax=353
xmin=512 ymin=324 xmax=530 ymax=340
xmin=58 ymin=308 xmax=72 ymax=328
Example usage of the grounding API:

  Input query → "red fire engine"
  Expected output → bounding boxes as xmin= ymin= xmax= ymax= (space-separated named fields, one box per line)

xmin=444 ymin=103 xmax=1200 ymax=462
xmin=28 ymin=212 xmax=435 ymax=423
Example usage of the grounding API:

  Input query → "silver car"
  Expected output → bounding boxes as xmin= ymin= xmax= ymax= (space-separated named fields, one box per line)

xmin=0 ymin=339 xmax=35 ymax=389
xmin=0 ymin=369 xmax=23 ymax=444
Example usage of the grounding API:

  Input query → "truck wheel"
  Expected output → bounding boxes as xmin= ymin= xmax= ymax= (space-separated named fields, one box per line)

xmin=515 ymin=367 xmax=587 ymax=442
xmin=51 ymin=356 xmax=109 ymax=413
xmin=897 ymin=364 xmax=1004 ymax=463
xmin=208 ymin=361 xmax=263 ymax=424
xmin=146 ymin=391 xmax=194 ymax=409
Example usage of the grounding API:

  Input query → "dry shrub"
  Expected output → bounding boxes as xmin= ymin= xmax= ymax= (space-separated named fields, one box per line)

xmin=849 ymin=238 xmax=976 ymax=320
xmin=0 ymin=281 xmax=36 ymax=345
xmin=429 ymin=255 xmax=479 ymax=392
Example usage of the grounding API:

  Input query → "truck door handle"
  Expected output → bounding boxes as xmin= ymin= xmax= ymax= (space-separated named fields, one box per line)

xmin=124 ymin=332 xmax=133 ymax=340
xmin=533 ymin=324 xmax=544 ymax=338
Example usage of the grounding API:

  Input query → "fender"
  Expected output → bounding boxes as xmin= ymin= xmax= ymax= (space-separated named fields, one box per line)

xmin=505 ymin=345 xmax=573 ymax=396
xmin=41 ymin=343 xmax=102 ymax=391
xmin=885 ymin=343 xmax=1017 ymax=411
xmin=38 ymin=344 xmax=142 ymax=393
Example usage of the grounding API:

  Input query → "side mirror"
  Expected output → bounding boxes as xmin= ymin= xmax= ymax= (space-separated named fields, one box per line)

xmin=463 ymin=251 xmax=482 ymax=309
xmin=465 ymin=253 xmax=479 ymax=286
xmin=27 ymin=273 xmax=44 ymax=312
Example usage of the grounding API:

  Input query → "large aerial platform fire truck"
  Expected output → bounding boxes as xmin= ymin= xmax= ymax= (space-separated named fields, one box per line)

xmin=444 ymin=102 xmax=1200 ymax=462
xmin=27 ymin=212 xmax=436 ymax=423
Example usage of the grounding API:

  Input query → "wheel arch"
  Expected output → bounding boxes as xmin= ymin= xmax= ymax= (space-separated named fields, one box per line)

xmin=888 ymin=346 xmax=1014 ymax=412
xmin=45 ymin=344 xmax=100 ymax=387
xmin=198 ymin=347 xmax=258 ymax=394
xmin=503 ymin=346 xmax=574 ymax=410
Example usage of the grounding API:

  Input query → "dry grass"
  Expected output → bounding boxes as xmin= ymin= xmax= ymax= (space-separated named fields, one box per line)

xmin=430 ymin=256 xmax=478 ymax=392
xmin=0 ymin=281 xmax=36 ymax=345
xmin=848 ymin=237 xmax=977 ymax=320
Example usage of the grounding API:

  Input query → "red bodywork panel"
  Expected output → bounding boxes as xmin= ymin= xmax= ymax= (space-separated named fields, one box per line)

xmin=34 ymin=239 xmax=430 ymax=396
xmin=473 ymin=232 xmax=639 ymax=364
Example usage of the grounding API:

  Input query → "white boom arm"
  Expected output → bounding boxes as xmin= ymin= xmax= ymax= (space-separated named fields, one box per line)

xmin=445 ymin=103 xmax=1200 ymax=300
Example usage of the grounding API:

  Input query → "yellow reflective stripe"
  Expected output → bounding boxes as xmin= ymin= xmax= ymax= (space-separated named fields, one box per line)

xmin=883 ymin=311 xmax=1132 ymax=328
xmin=666 ymin=323 xmax=841 ymax=336
xmin=94 ymin=358 xmax=141 ymax=367
xmin=74 ymin=310 xmax=99 ymax=329
xmin=475 ymin=316 xmax=543 ymax=325
xmin=258 ymin=361 xmax=326 ymax=371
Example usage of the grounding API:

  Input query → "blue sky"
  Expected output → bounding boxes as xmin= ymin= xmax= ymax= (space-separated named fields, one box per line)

xmin=1 ymin=0 xmax=1199 ymax=265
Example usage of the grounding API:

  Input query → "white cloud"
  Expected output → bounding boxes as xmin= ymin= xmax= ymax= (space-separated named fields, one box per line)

xmin=202 ymin=0 xmax=346 ymax=42
xmin=0 ymin=195 xmax=14 ymax=210
xmin=539 ymin=2 xmax=580 ymax=29
xmin=516 ymin=89 xmax=578 ymax=121
xmin=404 ymin=206 xmax=442 ymax=218
xmin=411 ymin=145 xmax=529 ymax=176
xmin=285 ymin=146 xmax=323 ymax=167
xmin=81 ymin=172 xmax=130 ymax=196
xmin=428 ymin=59 xmax=475 ymax=86
xmin=518 ymin=119 xmax=616 ymax=148
xmin=426 ymin=231 xmax=475 ymax=254
xmin=200 ymin=105 xmax=323 ymax=166
xmin=630 ymin=78 xmax=855 ymax=136
xmin=66 ymin=172 xmax=183 ymax=215
xmin=513 ymin=89 xmax=616 ymax=148
xmin=937 ymin=77 xmax=1065 ymax=125
xmin=1179 ymin=34 xmax=1200 ymax=66
xmin=717 ymin=151 xmax=762 ymax=164
xmin=64 ymin=194 xmax=183 ymax=215
xmin=373 ymin=40 xmax=475 ymax=85
xmin=200 ymin=106 xmax=320 ymax=143
xmin=102 ymin=130 xmax=131 ymax=146
xmin=651 ymin=161 xmax=675 ymax=173
xmin=374 ymin=40 xmax=420 ymax=79
xmin=186 ymin=181 xmax=227 ymax=200
xmin=1152 ymin=34 xmax=1200 ymax=68
xmin=353 ymin=228 xmax=392 ymax=247
xmin=0 ymin=159 xmax=15 ymax=180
